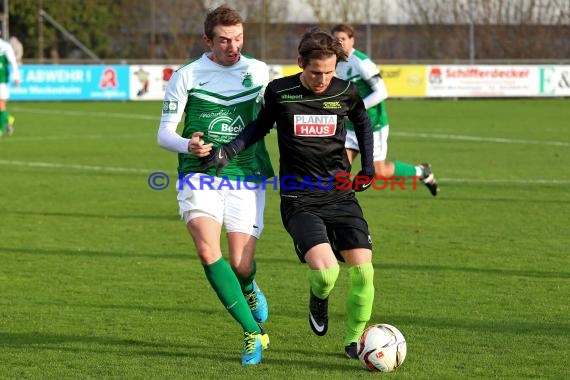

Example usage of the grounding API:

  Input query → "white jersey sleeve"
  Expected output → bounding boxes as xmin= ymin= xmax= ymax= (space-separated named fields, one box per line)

xmin=357 ymin=56 xmax=388 ymax=109
xmin=157 ymin=120 xmax=189 ymax=153
xmin=0 ymin=39 xmax=20 ymax=82
xmin=363 ymin=79 xmax=388 ymax=109
xmin=157 ymin=70 xmax=192 ymax=153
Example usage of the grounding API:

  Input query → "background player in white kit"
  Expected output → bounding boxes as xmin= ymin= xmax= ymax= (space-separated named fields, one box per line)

xmin=0 ymin=31 xmax=20 ymax=138
xmin=331 ymin=24 xmax=439 ymax=196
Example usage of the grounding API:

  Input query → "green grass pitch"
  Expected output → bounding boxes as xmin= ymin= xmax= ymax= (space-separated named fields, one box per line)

xmin=1 ymin=99 xmax=569 ymax=379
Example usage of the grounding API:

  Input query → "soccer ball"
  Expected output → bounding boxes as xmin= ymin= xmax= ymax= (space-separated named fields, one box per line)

xmin=357 ymin=323 xmax=407 ymax=372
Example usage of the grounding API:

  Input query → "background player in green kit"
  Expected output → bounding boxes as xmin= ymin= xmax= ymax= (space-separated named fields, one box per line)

xmin=157 ymin=5 xmax=273 ymax=365
xmin=0 ymin=32 xmax=20 ymax=138
xmin=331 ymin=24 xmax=439 ymax=196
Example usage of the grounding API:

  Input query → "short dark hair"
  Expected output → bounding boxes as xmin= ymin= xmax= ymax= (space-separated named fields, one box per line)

xmin=297 ymin=28 xmax=348 ymax=68
xmin=331 ymin=24 xmax=355 ymax=39
xmin=204 ymin=5 xmax=243 ymax=40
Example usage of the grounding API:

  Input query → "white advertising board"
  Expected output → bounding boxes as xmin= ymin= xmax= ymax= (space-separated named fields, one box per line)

xmin=426 ymin=65 xmax=540 ymax=97
xmin=537 ymin=66 xmax=570 ymax=97
xmin=129 ymin=65 xmax=178 ymax=101
xmin=125 ymin=64 xmax=570 ymax=101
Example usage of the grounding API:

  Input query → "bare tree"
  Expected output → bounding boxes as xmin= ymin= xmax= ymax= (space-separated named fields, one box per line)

xmin=117 ymin=0 xmax=206 ymax=61
xmin=304 ymin=0 xmax=370 ymax=25
xmin=392 ymin=0 xmax=570 ymax=61
xmin=397 ymin=0 xmax=568 ymax=24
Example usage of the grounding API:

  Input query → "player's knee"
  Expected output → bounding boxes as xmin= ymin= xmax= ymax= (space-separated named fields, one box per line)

xmin=348 ymin=263 xmax=374 ymax=286
xmin=321 ymin=270 xmax=339 ymax=289
xmin=309 ymin=266 xmax=340 ymax=297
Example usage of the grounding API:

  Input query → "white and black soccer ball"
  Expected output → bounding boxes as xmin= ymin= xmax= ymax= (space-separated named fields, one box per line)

xmin=357 ymin=323 xmax=407 ymax=372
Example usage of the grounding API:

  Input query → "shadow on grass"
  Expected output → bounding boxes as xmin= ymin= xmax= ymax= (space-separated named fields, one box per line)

xmin=371 ymin=193 xmax=570 ymax=205
xmin=0 ymin=247 xmax=191 ymax=260
xmin=0 ymin=331 xmax=363 ymax=372
xmin=0 ymin=209 xmax=177 ymax=221
xmin=0 ymin=246 xmax=299 ymax=265
xmin=0 ymin=331 xmax=199 ymax=350
xmin=383 ymin=314 xmax=570 ymax=336
xmin=27 ymin=300 xmax=218 ymax=316
xmin=378 ymin=262 xmax=570 ymax=280
xmin=1 ymin=246 xmax=566 ymax=280
xmin=0 ymin=331 xmax=238 ymax=361
xmin=431 ymin=196 xmax=570 ymax=205
xmin=19 ymin=298 xmax=568 ymax=339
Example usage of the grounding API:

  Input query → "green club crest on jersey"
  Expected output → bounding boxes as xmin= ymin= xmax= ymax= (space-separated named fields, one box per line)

xmin=242 ymin=72 xmax=253 ymax=88
xmin=162 ymin=100 xmax=178 ymax=114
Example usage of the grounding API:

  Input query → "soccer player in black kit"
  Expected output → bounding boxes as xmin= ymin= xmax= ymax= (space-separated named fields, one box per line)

xmin=201 ymin=28 xmax=376 ymax=359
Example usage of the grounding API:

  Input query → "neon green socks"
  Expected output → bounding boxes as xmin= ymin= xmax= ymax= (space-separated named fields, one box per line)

xmin=345 ymin=263 xmax=375 ymax=345
xmin=308 ymin=266 xmax=340 ymax=299
xmin=204 ymin=257 xmax=260 ymax=333
xmin=308 ymin=264 xmax=375 ymax=345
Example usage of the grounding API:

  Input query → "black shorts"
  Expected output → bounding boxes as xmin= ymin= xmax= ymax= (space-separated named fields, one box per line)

xmin=280 ymin=194 xmax=372 ymax=263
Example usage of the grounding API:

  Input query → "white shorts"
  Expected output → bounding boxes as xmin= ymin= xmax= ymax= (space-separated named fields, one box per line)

xmin=177 ymin=173 xmax=265 ymax=238
xmin=0 ymin=83 xmax=10 ymax=100
xmin=345 ymin=125 xmax=390 ymax=162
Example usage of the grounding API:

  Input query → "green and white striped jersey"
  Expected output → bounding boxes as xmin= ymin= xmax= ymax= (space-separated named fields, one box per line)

xmin=335 ymin=49 xmax=388 ymax=132
xmin=161 ymin=54 xmax=274 ymax=180
xmin=0 ymin=38 xmax=20 ymax=84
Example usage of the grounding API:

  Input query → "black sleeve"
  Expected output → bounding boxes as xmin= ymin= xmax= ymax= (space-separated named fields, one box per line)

xmin=347 ymin=85 xmax=374 ymax=175
xmin=227 ymin=85 xmax=277 ymax=154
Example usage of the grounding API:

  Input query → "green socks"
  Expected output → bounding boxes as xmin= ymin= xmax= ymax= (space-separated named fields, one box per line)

xmin=0 ymin=110 xmax=7 ymax=133
xmin=345 ymin=263 xmax=375 ymax=345
xmin=393 ymin=160 xmax=421 ymax=178
xmin=308 ymin=266 xmax=340 ymax=299
xmin=204 ymin=258 xmax=260 ymax=333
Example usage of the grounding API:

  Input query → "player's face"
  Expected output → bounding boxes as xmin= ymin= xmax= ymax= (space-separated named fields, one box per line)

xmin=332 ymin=31 xmax=354 ymax=56
xmin=204 ymin=24 xmax=244 ymax=66
xmin=298 ymin=54 xmax=337 ymax=94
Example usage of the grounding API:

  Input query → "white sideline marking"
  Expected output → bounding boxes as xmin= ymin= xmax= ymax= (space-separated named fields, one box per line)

xmin=0 ymin=159 xmax=568 ymax=185
xmin=440 ymin=177 xmax=570 ymax=184
xmin=11 ymin=106 xmax=158 ymax=121
xmin=392 ymin=131 xmax=570 ymax=147
xmin=9 ymin=107 xmax=570 ymax=147
xmin=1 ymin=133 xmax=152 ymax=142
xmin=0 ymin=159 xmax=157 ymax=174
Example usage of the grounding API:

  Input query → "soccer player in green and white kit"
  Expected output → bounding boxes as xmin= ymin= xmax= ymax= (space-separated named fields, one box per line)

xmin=332 ymin=24 xmax=439 ymax=196
xmin=0 ymin=32 xmax=20 ymax=138
xmin=157 ymin=5 xmax=273 ymax=365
